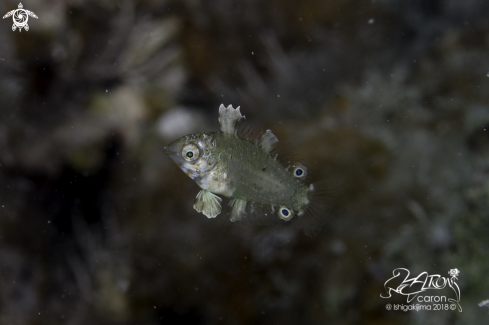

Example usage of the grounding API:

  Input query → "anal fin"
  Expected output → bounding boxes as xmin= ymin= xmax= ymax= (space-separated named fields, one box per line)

xmin=229 ymin=198 xmax=247 ymax=222
xmin=193 ymin=190 xmax=222 ymax=218
xmin=218 ymin=104 xmax=245 ymax=136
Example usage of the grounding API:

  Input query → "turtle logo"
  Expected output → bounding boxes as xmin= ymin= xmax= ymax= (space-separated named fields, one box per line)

xmin=2 ymin=3 xmax=38 ymax=32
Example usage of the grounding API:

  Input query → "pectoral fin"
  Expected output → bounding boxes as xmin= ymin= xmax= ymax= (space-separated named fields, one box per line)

xmin=193 ymin=190 xmax=222 ymax=218
xmin=218 ymin=104 xmax=244 ymax=136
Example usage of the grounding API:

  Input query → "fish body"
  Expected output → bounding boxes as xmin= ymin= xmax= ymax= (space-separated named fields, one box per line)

xmin=164 ymin=104 xmax=322 ymax=228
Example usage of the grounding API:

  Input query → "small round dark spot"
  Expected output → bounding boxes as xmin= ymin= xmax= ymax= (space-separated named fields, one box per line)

xmin=281 ymin=209 xmax=289 ymax=216
xmin=295 ymin=168 xmax=303 ymax=176
xmin=262 ymin=168 xmax=266 ymax=172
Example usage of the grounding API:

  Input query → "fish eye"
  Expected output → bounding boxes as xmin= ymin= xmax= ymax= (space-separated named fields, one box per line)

xmin=292 ymin=164 xmax=307 ymax=179
xmin=182 ymin=144 xmax=200 ymax=162
xmin=278 ymin=207 xmax=294 ymax=221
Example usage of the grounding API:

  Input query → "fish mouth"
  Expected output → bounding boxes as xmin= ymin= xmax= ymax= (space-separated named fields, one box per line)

xmin=164 ymin=138 xmax=186 ymax=157
xmin=163 ymin=144 xmax=179 ymax=157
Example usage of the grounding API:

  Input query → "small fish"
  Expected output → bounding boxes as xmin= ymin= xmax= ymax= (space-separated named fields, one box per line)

xmin=164 ymin=104 xmax=327 ymax=233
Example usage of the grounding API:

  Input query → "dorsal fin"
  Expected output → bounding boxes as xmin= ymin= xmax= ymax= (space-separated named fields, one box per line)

xmin=236 ymin=121 xmax=294 ymax=166
xmin=218 ymin=104 xmax=245 ymax=136
xmin=258 ymin=129 xmax=278 ymax=153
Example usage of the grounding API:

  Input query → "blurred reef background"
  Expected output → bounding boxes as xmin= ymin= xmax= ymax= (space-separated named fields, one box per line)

xmin=1 ymin=0 xmax=489 ymax=324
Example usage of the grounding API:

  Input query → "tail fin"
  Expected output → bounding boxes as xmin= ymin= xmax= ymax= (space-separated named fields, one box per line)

xmin=296 ymin=178 xmax=338 ymax=236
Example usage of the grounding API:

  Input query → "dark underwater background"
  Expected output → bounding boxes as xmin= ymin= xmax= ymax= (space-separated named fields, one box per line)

xmin=0 ymin=0 xmax=488 ymax=324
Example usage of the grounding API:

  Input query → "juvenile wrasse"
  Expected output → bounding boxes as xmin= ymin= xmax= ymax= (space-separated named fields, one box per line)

xmin=164 ymin=104 xmax=326 ymax=232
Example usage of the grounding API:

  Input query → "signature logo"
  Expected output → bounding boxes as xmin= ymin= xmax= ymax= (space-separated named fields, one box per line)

xmin=381 ymin=268 xmax=462 ymax=312
xmin=3 ymin=3 xmax=38 ymax=32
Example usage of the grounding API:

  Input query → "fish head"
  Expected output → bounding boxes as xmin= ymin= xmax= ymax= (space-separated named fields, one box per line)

xmin=164 ymin=132 xmax=218 ymax=180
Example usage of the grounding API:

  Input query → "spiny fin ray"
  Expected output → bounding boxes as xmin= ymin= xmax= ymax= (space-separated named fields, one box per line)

xmin=258 ymin=129 xmax=278 ymax=153
xmin=193 ymin=190 xmax=222 ymax=218
xmin=219 ymin=104 xmax=244 ymax=136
